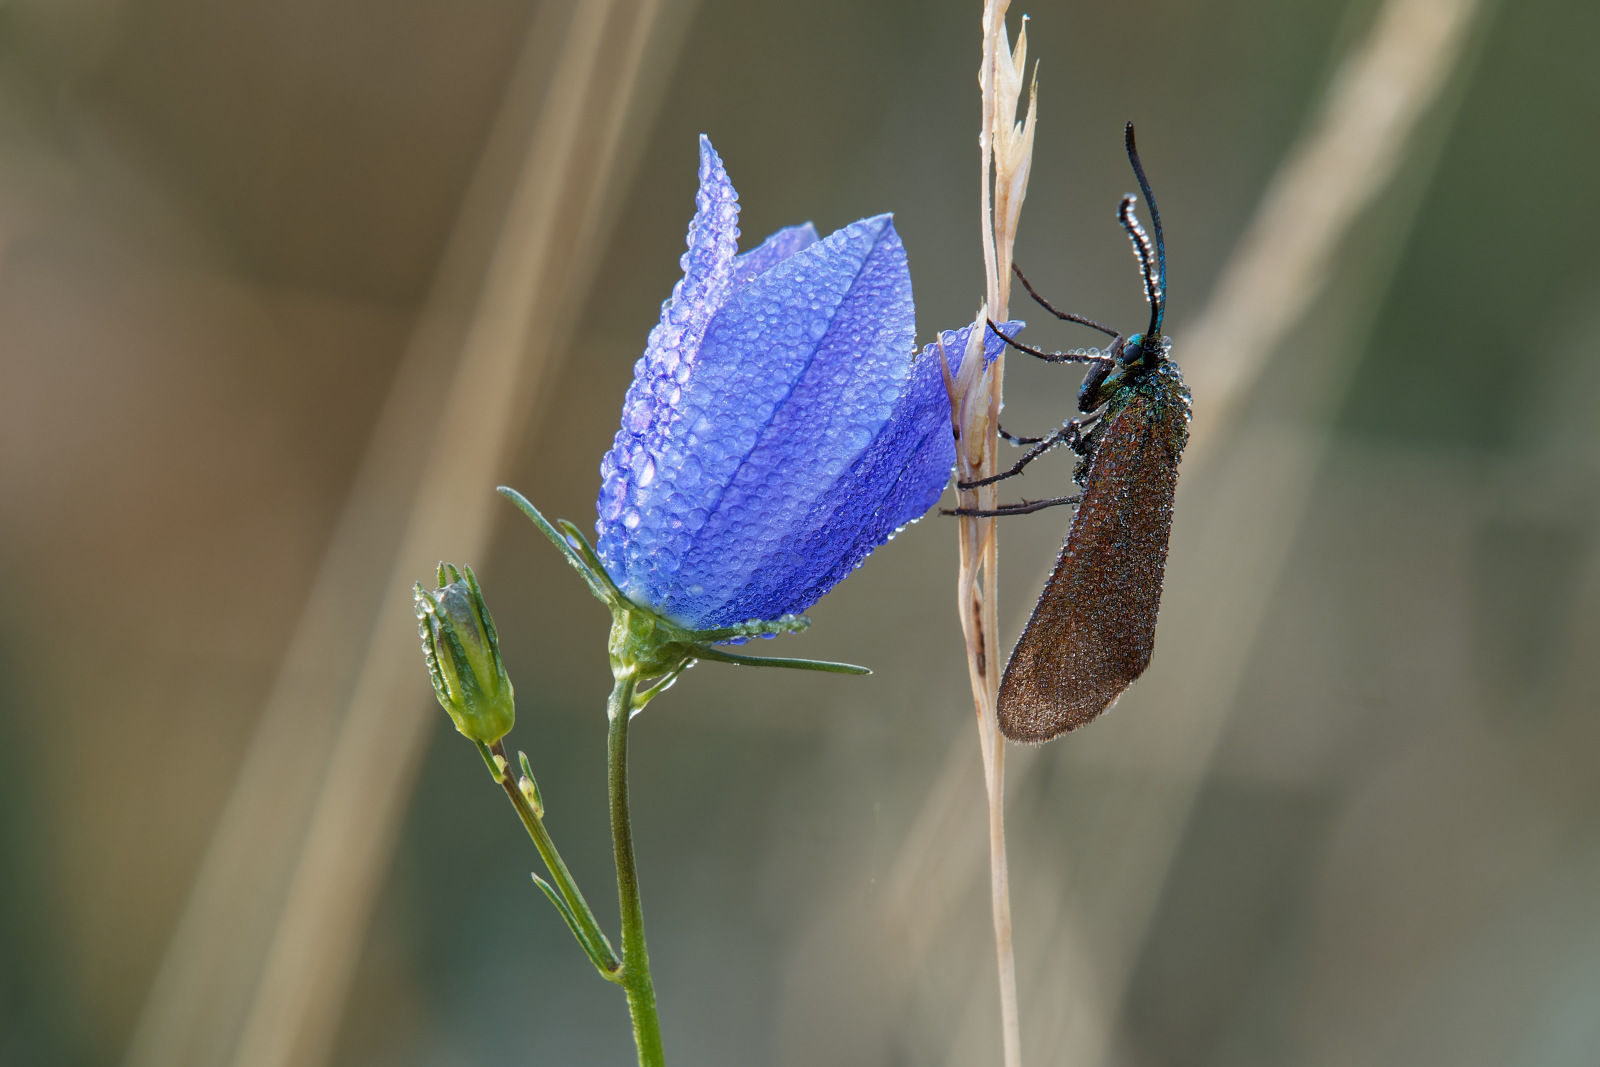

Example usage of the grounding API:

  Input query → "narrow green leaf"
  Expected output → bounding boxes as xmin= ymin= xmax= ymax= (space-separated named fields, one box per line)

xmin=515 ymin=750 xmax=545 ymax=817
xmin=532 ymin=873 xmax=622 ymax=981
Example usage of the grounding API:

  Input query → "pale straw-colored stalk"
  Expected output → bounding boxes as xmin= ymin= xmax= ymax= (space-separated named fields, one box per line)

xmin=943 ymin=4 xmax=1036 ymax=1065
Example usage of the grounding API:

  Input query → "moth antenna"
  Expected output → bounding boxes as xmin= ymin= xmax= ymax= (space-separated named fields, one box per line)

xmin=1118 ymin=196 xmax=1159 ymax=313
xmin=1123 ymin=122 xmax=1166 ymax=345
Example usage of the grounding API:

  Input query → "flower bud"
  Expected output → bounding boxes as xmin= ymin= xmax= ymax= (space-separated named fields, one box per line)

xmin=415 ymin=562 xmax=515 ymax=744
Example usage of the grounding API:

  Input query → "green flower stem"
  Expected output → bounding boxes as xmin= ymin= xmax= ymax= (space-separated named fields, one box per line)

xmin=607 ymin=670 xmax=665 ymax=1067
xmin=480 ymin=740 xmax=621 ymax=979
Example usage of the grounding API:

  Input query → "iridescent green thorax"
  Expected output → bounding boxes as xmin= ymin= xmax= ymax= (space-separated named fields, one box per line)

xmin=1106 ymin=356 xmax=1190 ymax=451
xmin=1072 ymin=340 xmax=1190 ymax=488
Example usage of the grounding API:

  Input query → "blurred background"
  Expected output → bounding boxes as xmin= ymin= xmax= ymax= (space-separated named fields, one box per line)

xmin=2 ymin=0 xmax=1598 ymax=1064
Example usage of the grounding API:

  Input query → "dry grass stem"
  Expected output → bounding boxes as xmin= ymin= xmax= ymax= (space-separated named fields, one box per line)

xmin=947 ymin=3 xmax=1038 ymax=1065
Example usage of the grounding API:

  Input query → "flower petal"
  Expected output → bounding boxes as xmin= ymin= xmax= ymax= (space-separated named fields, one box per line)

xmin=709 ymin=305 xmax=955 ymax=626
xmin=728 ymin=222 xmax=819 ymax=293
xmin=929 ymin=317 xmax=1023 ymax=377
xmin=599 ymin=212 xmax=945 ymax=628
xmin=597 ymin=134 xmax=740 ymax=547
xmin=681 ymin=216 xmax=938 ymax=625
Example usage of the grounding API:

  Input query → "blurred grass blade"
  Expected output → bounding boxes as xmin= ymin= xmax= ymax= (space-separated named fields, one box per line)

xmin=121 ymin=3 xmax=697 ymax=1067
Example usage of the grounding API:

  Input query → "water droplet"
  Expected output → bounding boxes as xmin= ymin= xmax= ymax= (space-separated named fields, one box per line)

xmin=624 ymin=398 xmax=652 ymax=434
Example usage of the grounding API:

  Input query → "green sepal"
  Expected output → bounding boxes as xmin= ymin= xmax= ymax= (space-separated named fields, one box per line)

xmin=631 ymin=661 xmax=690 ymax=713
xmin=692 ymin=647 xmax=871 ymax=674
xmin=556 ymin=518 xmax=611 ymax=580
xmin=497 ymin=486 xmax=620 ymax=608
xmin=499 ymin=487 xmax=873 ymax=692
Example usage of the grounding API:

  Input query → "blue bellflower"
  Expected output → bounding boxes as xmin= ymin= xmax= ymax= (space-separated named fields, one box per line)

xmin=594 ymin=135 xmax=972 ymax=631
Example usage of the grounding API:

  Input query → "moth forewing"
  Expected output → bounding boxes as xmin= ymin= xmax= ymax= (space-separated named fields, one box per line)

xmin=997 ymin=362 xmax=1190 ymax=742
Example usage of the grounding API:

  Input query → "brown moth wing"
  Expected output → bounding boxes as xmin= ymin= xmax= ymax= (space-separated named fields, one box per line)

xmin=997 ymin=372 xmax=1189 ymax=742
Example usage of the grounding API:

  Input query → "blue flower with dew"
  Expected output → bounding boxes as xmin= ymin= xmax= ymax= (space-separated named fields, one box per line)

xmin=593 ymin=135 xmax=985 ymax=633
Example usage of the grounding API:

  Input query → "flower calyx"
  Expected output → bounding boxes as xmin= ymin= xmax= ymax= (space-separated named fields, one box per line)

xmin=499 ymin=486 xmax=868 ymax=713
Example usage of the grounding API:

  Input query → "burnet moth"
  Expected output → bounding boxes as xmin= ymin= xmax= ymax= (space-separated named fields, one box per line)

xmin=951 ymin=123 xmax=1191 ymax=742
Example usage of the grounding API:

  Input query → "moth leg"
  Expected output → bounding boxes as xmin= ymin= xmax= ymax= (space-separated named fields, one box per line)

xmin=943 ymin=494 xmax=1081 ymax=518
xmin=1009 ymin=265 xmax=1121 ymax=341
xmin=958 ymin=414 xmax=1095 ymax=490
xmin=999 ymin=425 xmax=1045 ymax=446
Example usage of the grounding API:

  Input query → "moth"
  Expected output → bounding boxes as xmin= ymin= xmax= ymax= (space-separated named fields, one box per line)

xmin=952 ymin=123 xmax=1191 ymax=742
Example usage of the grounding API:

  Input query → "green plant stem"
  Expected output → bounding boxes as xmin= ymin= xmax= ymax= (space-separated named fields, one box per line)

xmin=607 ymin=670 xmax=665 ymax=1067
xmin=482 ymin=740 xmax=620 ymax=977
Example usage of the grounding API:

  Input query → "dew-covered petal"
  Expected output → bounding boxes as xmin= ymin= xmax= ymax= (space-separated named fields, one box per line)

xmin=602 ymin=212 xmax=940 ymax=628
xmin=728 ymin=222 xmax=818 ymax=294
xmin=596 ymin=135 xmax=963 ymax=632
xmin=711 ymin=308 xmax=954 ymax=625
xmin=596 ymin=134 xmax=741 ymax=560
xmin=927 ymin=318 xmax=1023 ymax=377
xmin=669 ymin=214 xmax=926 ymax=625
xmin=607 ymin=213 xmax=908 ymax=620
